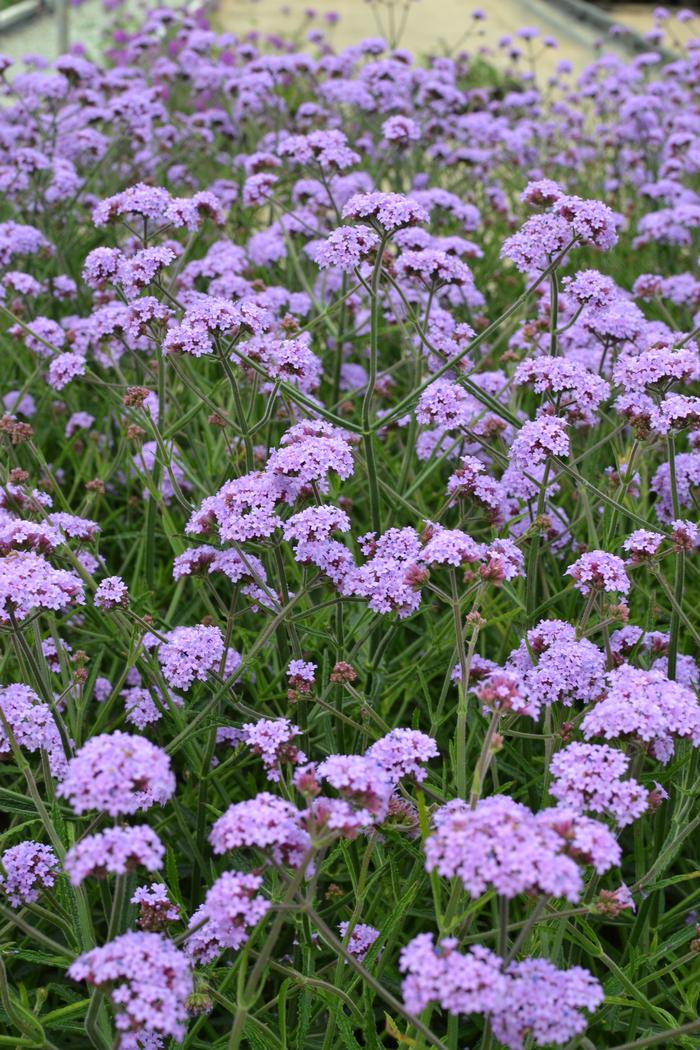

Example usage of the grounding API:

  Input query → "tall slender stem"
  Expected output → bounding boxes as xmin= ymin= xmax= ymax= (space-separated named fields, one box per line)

xmin=665 ymin=434 xmax=683 ymax=680
xmin=469 ymin=711 xmax=501 ymax=809
xmin=361 ymin=237 xmax=387 ymax=534
xmin=303 ymin=903 xmax=449 ymax=1050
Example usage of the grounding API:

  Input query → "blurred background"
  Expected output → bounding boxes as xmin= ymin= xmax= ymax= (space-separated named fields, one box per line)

xmin=0 ymin=0 xmax=699 ymax=77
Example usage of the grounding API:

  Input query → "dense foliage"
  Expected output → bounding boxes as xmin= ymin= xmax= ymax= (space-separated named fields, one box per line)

xmin=1 ymin=5 xmax=700 ymax=1049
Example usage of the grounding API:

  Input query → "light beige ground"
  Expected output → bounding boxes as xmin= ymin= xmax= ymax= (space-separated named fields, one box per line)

xmin=220 ymin=0 xmax=631 ymax=77
xmin=0 ymin=1 xmax=698 ymax=75
xmin=614 ymin=3 xmax=700 ymax=46
xmin=219 ymin=1 xmax=700 ymax=75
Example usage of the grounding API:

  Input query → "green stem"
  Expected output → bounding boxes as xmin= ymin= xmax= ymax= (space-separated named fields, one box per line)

xmin=361 ymin=238 xmax=387 ymax=534
xmin=525 ymin=461 xmax=552 ymax=620
xmin=665 ymin=434 xmax=683 ymax=680
xmin=304 ymin=903 xmax=449 ymax=1050
xmin=106 ymin=875 xmax=126 ymax=941
xmin=607 ymin=1019 xmax=700 ymax=1050
xmin=451 ymin=572 xmax=483 ymax=799
xmin=226 ymin=850 xmax=315 ymax=1050
xmin=469 ymin=711 xmax=501 ymax=809
xmin=503 ymin=897 xmax=548 ymax=965
xmin=0 ymin=901 xmax=71 ymax=958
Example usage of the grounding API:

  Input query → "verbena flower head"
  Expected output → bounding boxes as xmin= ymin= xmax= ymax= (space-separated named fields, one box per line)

xmin=316 ymin=754 xmax=394 ymax=820
xmin=68 ymin=932 xmax=192 ymax=1042
xmin=506 ymin=619 xmax=606 ymax=714
xmin=382 ymin=115 xmax=420 ymax=145
xmin=502 ymin=213 xmax=572 ymax=272
xmin=58 ymin=732 xmax=176 ymax=815
xmin=420 ymin=523 xmax=485 ymax=567
xmin=521 ymin=179 xmax=564 ymax=207
xmin=210 ymin=792 xmax=310 ymax=868
xmin=173 ymin=545 xmax=268 ymax=585
xmin=613 ymin=345 xmax=700 ymax=390
xmin=186 ymin=870 xmax=269 ymax=964
xmin=424 ymin=795 xmax=618 ymax=902
xmin=266 ymin=420 xmax=355 ymax=485
xmin=349 ymin=526 xmax=424 ymax=618
xmin=0 ymin=551 xmax=85 ymax=622
xmin=365 ymin=728 xmax=438 ymax=784
xmin=553 ymin=195 xmax=619 ymax=250
xmin=47 ymin=352 xmax=85 ymax=391
xmin=93 ymin=183 xmax=224 ymax=231
xmin=582 ymin=663 xmax=700 ymax=762
xmin=278 ymin=129 xmax=359 ymax=171
xmin=338 ymin=921 xmax=380 ymax=961
xmin=416 ymin=379 xmax=474 ymax=429
xmin=671 ymin=518 xmax=700 ymax=550
xmin=240 ymin=718 xmax=306 ymax=780
xmin=94 ymin=575 xmax=129 ymax=609
xmin=475 ymin=670 xmax=536 ymax=717
xmin=649 ymin=393 xmax=700 ymax=434
xmin=623 ymin=528 xmax=664 ymax=561
xmin=550 ymin=742 xmax=649 ymax=827
xmin=283 ymin=505 xmax=351 ymax=543
xmin=314 ymin=225 xmax=379 ymax=271
xmin=158 ymin=625 xmax=225 ymax=689
xmin=514 ymin=357 xmax=610 ymax=417
xmin=0 ymin=841 xmax=58 ymax=907
xmin=562 ymin=269 xmax=617 ymax=307
xmin=163 ymin=297 xmax=267 ymax=357
xmin=121 ymin=685 xmax=182 ymax=730
xmin=0 ymin=683 xmax=67 ymax=777
xmin=481 ymin=538 xmax=525 ymax=582
xmin=287 ymin=659 xmax=317 ymax=691
xmin=492 ymin=957 xmax=604 ymax=1050
xmin=396 ymin=249 xmax=474 ymax=288
xmin=567 ymin=550 xmax=630 ymax=595
xmin=187 ymin=471 xmax=280 ymax=543
xmin=400 ymin=933 xmax=507 ymax=1017
xmin=342 ymin=191 xmax=429 ymax=231
xmin=509 ymin=415 xmax=569 ymax=468
xmin=64 ymin=825 xmax=165 ymax=885
xmin=131 ymin=883 xmax=180 ymax=931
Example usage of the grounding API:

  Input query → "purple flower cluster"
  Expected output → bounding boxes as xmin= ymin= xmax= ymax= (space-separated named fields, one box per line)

xmin=210 ymin=793 xmax=310 ymax=868
xmin=68 ymin=932 xmax=193 ymax=1042
xmin=338 ymin=921 xmax=381 ymax=961
xmin=0 ymin=683 xmax=67 ymax=777
xmin=424 ymin=795 xmax=619 ymax=902
xmin=94 ymin=575 xmax=129 ymax=609
xmin=64 ymin=825 xmax=165 ymax=885
xmin=567 ymin=550 xmax=630 ymax=596
xmin=582 ymin=663 xmax=700 ymax=762
xmin=0 ymin=550 xmax=84 ymax=622
xmin=58 ymin=732 xmax=176 ymax=815
xmin=365 ymin=728 xmax=438 ymax=784
xmin=503 ymin=620 xmax=606 ymax=715
xmin=157 ymin=625 xmax=225 ymax=689
xmin=400 ymin=934 xmax=603 ymax=1049
xmin=0 ymin=841 xmax=58 ymax=907
xmin=131 ymin=883 xmax=180 ymax=931
xmin=93 ymin=183 xmax=224 ymax=231
xmin=186 ymin=870 xmax=269 ymax=963
xmin=239 ymin=718 xmax=306 ymax=781
xmin=550 ymin=743 xmax=649 ymax=826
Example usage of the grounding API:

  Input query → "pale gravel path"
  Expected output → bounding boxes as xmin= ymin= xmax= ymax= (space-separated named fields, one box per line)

xmin=0 ymin=1 xmax=688 ymax=84
xmin=0 ymin=0 xmax=639 ymax=73
xmin=217 ymin=0 xmax=633 ymax=78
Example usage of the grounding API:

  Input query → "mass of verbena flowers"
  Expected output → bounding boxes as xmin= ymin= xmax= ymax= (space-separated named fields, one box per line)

xmin=0 ymin=4 xmax=699 ymax=1049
